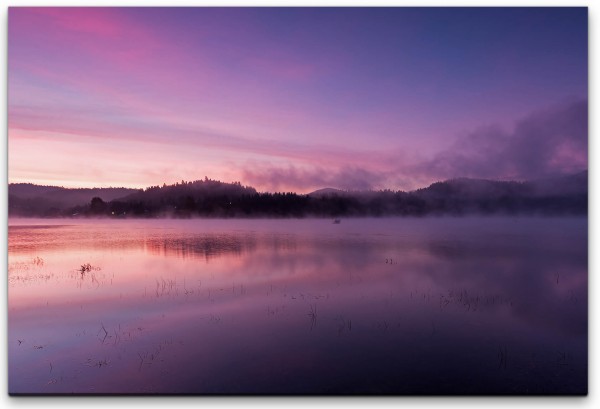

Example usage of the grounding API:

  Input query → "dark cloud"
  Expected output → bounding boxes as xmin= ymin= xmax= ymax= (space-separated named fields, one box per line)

xmin=420 ymin=99 xmax=588 ymax=181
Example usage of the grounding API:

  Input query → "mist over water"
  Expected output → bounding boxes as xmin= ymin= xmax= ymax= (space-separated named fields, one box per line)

xmin=8 ymin=217 xmax=587 ymax=394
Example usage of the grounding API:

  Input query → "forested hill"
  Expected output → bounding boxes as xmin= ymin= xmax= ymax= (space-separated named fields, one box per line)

xmin=117 ymin=178 xmax=257 ymax=204
xmin=8 ymin=172 xmax=587 ymax=218
xmin=8 ymin=184 xmax=140 ymax=216
xmin=413 ymin=171 xmax=587 ymax=214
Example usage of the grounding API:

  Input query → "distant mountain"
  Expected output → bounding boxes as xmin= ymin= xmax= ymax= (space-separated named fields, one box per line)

xmin=9 ymin=183 xmax=139 ymax=203
xmin=8 ymin=184 xmax=140 ymax=216
xmin=8 ymin=184 xmax=66 ymax=198
xmin=308 ymin=187 xmax=347 ymax=197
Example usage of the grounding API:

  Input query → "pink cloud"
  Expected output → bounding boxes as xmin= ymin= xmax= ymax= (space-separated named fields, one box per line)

xmin=10 ymin=8 xmax=203 ymax=91
xmin=27 ymin=7 xmax=124 ymax=38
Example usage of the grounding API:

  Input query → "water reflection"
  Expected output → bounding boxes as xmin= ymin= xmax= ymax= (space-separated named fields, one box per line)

xmin=8 ymin=217 xmax=587 ymax=394
xmin=145 ymin=235 xmax=257 ymax=260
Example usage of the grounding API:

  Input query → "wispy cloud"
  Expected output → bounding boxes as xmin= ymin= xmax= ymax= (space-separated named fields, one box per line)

xmin=239 ymin=99 xmax=588 ymax=192
xmin=27 ymin=7 xmax=124 ymax=38
xmin=241 ymin=164 xmax=388 ymax=193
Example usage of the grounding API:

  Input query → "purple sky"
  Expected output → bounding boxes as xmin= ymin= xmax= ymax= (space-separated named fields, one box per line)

xmin=8 ymin=7 xmax=588 ymax=192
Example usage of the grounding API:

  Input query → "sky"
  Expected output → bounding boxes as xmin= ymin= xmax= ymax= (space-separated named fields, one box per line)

xmin=8 ymin=7 xmax=588 ymax=192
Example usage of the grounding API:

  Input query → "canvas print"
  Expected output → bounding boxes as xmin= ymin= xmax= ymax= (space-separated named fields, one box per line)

xmin=7 ymin=7 xmax=588 ymax=395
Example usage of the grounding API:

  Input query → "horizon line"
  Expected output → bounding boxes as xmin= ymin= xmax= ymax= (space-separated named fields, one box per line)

xmin=8 ymin=169 xmax=588 ymax=195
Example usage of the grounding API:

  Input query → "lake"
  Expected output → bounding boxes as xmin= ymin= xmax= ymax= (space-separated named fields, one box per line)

xmin=7 ymin=217 xmax=587 ymax=394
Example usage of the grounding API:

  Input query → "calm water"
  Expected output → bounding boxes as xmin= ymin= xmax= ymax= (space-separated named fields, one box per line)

xmin=7 ymin=217 xmax=587 ymax=395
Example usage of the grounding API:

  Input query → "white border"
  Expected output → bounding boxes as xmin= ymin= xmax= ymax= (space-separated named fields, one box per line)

xmin=1 ymin=1 xmax=596 ymax=409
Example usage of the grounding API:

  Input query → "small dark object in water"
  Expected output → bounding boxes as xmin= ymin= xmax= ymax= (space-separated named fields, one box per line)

xmin=333 ymin=219 xmax=341 ymax=224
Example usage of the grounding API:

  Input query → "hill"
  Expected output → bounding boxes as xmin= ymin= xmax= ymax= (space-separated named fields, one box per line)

xmin=308 ymin=187 xmax=347 ymax=197
xmin=8 ymin=184 xmax=140 ymax=216
xmin=413 ymin=171 xmax=587 ymax=215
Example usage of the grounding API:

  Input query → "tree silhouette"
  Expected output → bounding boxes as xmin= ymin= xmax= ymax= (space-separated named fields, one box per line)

xmin=90 ymin=197 xmax=107 ymax=214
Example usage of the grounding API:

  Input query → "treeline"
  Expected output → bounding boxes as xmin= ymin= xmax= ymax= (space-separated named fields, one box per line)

xmin=72 ymin=179 xmax=586 ymax=218
xmin=72 ymin=190 xmax=431 ymax=218
xmin=9 ymin=173 xmax=588 ymax=218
